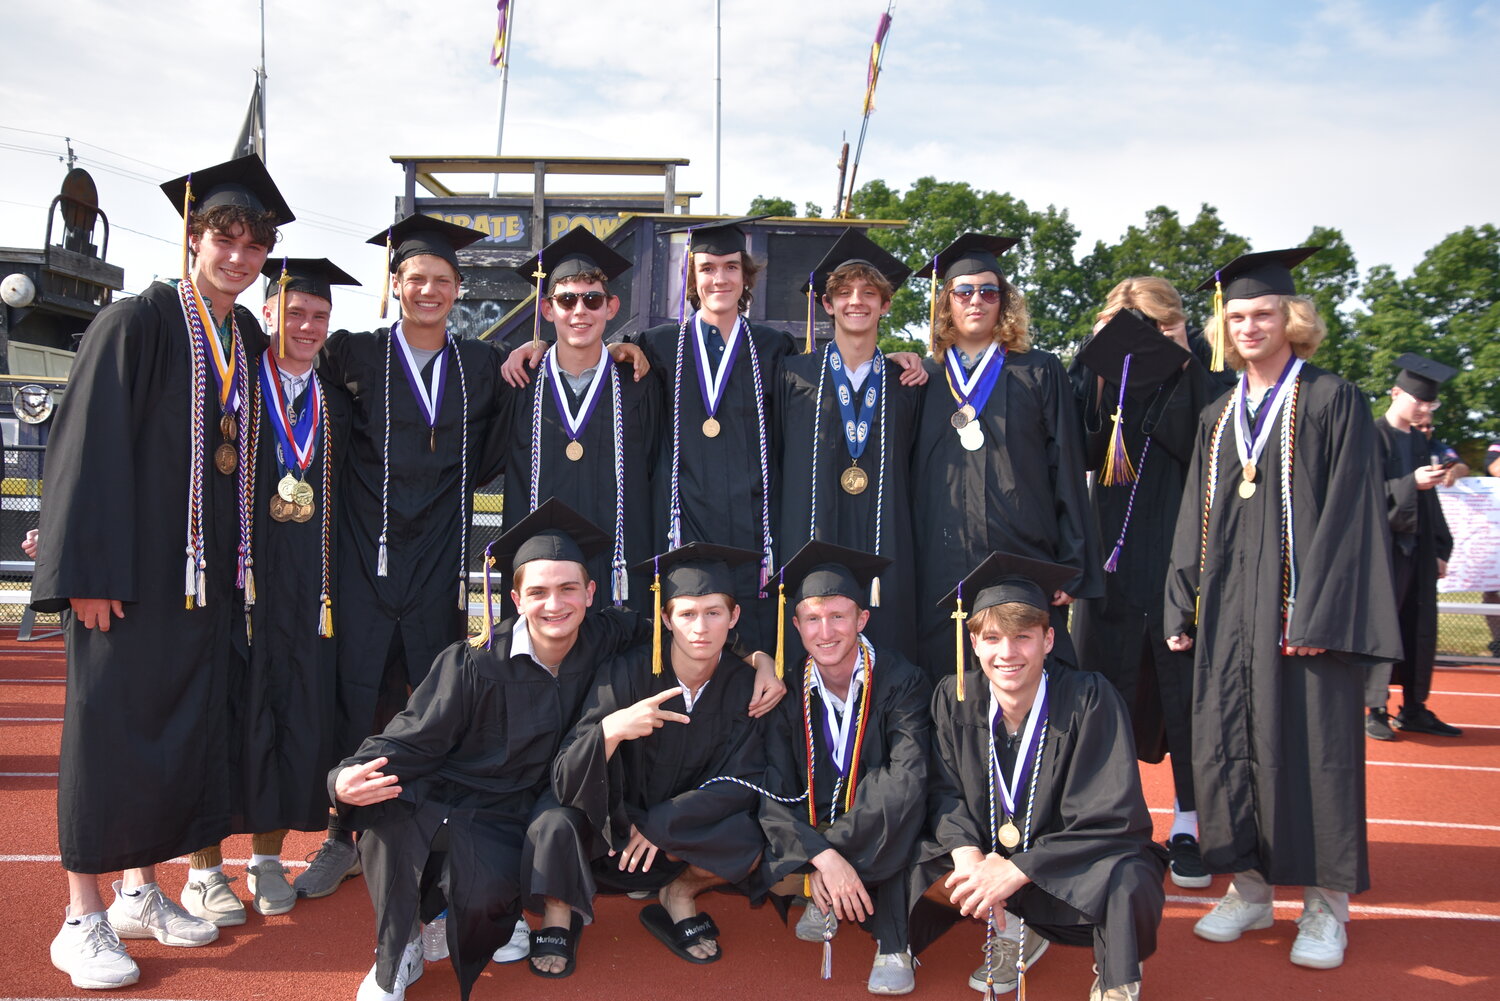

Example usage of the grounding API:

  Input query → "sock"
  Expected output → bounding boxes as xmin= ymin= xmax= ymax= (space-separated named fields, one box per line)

xmin=249 ymin=853 xmax=279 ymax=869
xmin=326 ymin=814 xmax=354 ymax=844
xmin=187 ymin=865 xmax=223 ymax=884
xmin=1170 ymin=803 xmax=1198 ymax=840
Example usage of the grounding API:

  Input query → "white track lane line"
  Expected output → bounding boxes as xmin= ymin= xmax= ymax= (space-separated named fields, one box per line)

xmin=1367 ymin=760 xmax=1500 ymax=773
xmin=1165 ymin=894 xmax=1500 ymax=922
xmin=0 ymin=854 xmax=308 ymax=868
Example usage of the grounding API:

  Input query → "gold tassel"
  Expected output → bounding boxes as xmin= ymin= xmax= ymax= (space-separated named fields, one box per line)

xmin=276 ymin=262 xmax=291 ymax=358
xmin=244 ymin=564 xmax=256 ymax=605
xmin=870 ymin=575 xmax=881 ymax=608
xmin=1099 ymin=409 xmax=1137 ymax=486
xmin=650 ymin=567 xmax=663 ymax=675
xmin=377 ymin=230 xmax=392 ymax=319
xmin=929 ymin=269 xmax=939 ymax=356
xmin=1210 ymin=275 xmax=1226 ymax=372
xmin=775 ymin=580 xmax=787 ymax=679
xmin=953 ymin=595 xmax=968 ymax=701
xmin=805 ymin=280 xmax=815 ymax=354
xmin=180 ymin=178 xmax=193 ymax=280
xmin=530 ymin=259 xmax=547 ymax=351
xmin=320 ymin=595 xmax=335 ymax=639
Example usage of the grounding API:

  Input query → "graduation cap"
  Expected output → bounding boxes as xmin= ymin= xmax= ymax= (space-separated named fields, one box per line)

xmin=159 ymin=154 xmax=295 ymax=225
xmin=261 ymin=257 xmax=361 ymax=304
xmin=1196 ymin=247 xmax=1322 ymax=371
xmin=658 ymin=215 xmax=770 ymax=256
xmin=632 ymin=543 xmax=761 ymax=674
xmin=938 ymin=552 xmax=1075 ymax=700
xmin=1393 ymin=352 xmax=1457 ymax=402
xmin=367 ymin=214 xmax=486 ymax=318
xmin=514 ymin=226 xmax=632 ymax=289
xmin=914 ymin=232 xmax=1020 ymax=283
xmin=492 ymin=497 xmax=610 ymax=574
xmin=772 ymin=541 xmax=892 ymax=679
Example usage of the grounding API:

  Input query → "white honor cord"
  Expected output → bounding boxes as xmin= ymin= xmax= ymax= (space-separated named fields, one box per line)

xmin=1233 ymin=357 xmax=1303 ymax=470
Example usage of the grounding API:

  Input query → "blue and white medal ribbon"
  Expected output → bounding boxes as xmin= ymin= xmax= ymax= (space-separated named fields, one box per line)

xmin=693 ymin=313 xmax=742 ymax=437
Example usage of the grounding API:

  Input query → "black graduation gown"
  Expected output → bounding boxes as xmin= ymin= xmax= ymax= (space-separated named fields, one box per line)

xmin=911 ymin=348 xmax=1100 ymax=677
xmin=1164 ymin=364 xmax=1403 ymax=892
xmin=1070 ymin=334 xmax=1231 ymax=785
xmin=1376 ymin=417 xmax=1453 ymax=705
xmin=633 ymin=318 xmax=797 ymax=651
xmin=318 ymin=329 xmax=508 ymax=755
xmin=33 ymin=281 xmax=255 ymax=873
xmin=331 ymin=609 xmax=648 ymax=1001
xmin=498 ymin=356 xmax=660 ymax=612
xmin=909 ymin=669 xmax=1166 ymax=988
xmin=775 ymin=350 xmax=921 ymax=660
xmin=553 ymin=647 xmax=766 ymax=887
xmin=228 ymin=360 xmax=350 ymax=834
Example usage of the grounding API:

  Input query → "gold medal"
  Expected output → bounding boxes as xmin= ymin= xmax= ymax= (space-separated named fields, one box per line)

xmin=951 ymin=409 xmax=972 ymax=430
xmin=565 ymin=440 xmax=584 ymax=462
xmin=998 ymin=821 xmax=1021 ymax=850
xmin=702 ymin=417 xmax=722 ymax=438
xmin=277 ymin=474 xmax=299 ymax=502
xmin=958 ymin=421 xmax=985 ymax=452
xmin=269 ymin=495 xmax=292 ymax=523
xmin=290 ymin=501 xmax=314 ymax=524
xmin=1243 ymin=462 xmax=1257 ymax=483
xmin=1238 ymin=479 xmax=1257 ymax=500
xmin=220 ymin=413 xmax=238 ymax=442
xmin=292 ymin=480 xmax=315 ymax=507
xmin=214 ymin=442 xmax=237 ymax=475
xmin=840 ymin=464 xmax=869 ymax=495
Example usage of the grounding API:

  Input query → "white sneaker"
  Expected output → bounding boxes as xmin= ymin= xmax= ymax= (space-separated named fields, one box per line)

xmin=50 ymin=911 xmax=140 ymax=989
xmin=795 ymin=900 xmax=837 ymax=942
xmin=867 ymin=949 xmax=915 ymax=995
xmin=357 ymin=937 xmax=424 ymax=1001
xmin=1290 ymin=899 xmax=1346 ymax=969
xmin=492 ymin=917 xmax=531 ymax=963
xmin=247 ymin=860 xmax=297 ymax=916
xmin=968 ymin=929 xmax=1049 ymax=994
xmin=1192 ymin=891 xmax=1273 ymax=943
xmin=181 ymin=870 xmax=247 ymax=926
xmin=107 ymin=880 xmax=219 ymax=946
xmin=421 ymin=915 xmax=448 ymax=962
xmin=1088 ymin=966 xmax=1141 ymax=1001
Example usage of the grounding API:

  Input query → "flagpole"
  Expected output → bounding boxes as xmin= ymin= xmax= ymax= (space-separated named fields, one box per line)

xmin=713 ymin=0 xmax=722 ymax=214
xmin=258 ymin=0 xmax=267 ymax=162
xmin=842 ymin=2 xmax=894 ymax=217
xmin=490 ymin=2 xmax=514 ymax=198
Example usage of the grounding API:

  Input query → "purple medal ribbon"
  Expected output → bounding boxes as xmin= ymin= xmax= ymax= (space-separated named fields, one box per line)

xmin=694 ymin=313 xmax=744 ymax=419
xmin=392 ymin=322 xmax=449 ymax=436
xmin=943 ymin=344 xmax=1007 ymax=415
xmin=818 ymin=687 xmax=859 ymax=777
xmin=259 ymin=354 xmax=319 ymax=474
xmin=1241 ymin=352 xmax=1298 ymax=440
xmin=989 ymin=670 xmax=1049 ymax=821
xmin=546 ymin=348 xmax=615 ymax=445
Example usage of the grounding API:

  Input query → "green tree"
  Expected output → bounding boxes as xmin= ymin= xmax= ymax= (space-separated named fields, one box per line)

xmin=745 ymin=195 xmax=797 ymax=217
xmin=1295 ymin=226 xmax=1363 ymax=385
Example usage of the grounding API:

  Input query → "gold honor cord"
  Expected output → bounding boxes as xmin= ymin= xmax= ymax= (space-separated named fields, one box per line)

xmin=650 ymin=561 xmax=663 ymax=675
xmin=276 ymin=261 xmax=291 ymax=359
xmin=1210 ymin=273 xmax=1226 ymax=372
xmin=531 ymin=257 xmax=546 ymax=351
xmin=377 ymin=231 xmax=392 ymax=319
xmin=180 ymin=177 xmax=193 ymax=280
xmin=952 ymin=590 xmax=968 ymax=701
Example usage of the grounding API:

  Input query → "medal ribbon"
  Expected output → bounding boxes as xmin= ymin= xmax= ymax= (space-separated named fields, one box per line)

xmin=827 ymin=344 xmax=882 ymax=461
xmin=259 ymin=352 xmax=320 ymax=474
xmin=814 ymin=658 xmax=866 ymax=778
xmin=392 ymin=321 xmax=449 ymax=438
xmin=179 ymin=278 xmax=242 ymax=414
xmin=1233 ymin=354 xmax=1302 ymax=473
xmin=943 ymin=344 xmax=1006 ymax=415
xmin=987 ymin=670 xmax=1049 ymax=820
xmin=545 ymin=348 xmax=615 ymax=445
xmin=693 ymin=313 xmax=744 ymax=420
xmin=803 ymin=636 xmax=875 ymax=825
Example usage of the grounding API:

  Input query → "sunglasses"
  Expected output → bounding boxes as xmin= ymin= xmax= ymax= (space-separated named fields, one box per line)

xmin=550 ymin=291 xmax=608 ymax=311
xmin=949 ymin=283 xmax=1001 ymax=305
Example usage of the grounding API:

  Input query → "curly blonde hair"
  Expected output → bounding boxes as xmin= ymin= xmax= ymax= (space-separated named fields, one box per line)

xmin=1201 ymin=295 xmax=1326 ymax=369
xmin=932 ymin=272 xmax=1031 ymax=355
xmin=1094 ymin=276 xmax=1185 ymax=329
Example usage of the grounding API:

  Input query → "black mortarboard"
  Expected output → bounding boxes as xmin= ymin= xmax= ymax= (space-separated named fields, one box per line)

xmin=939 ymin=552 xmax=1076 ymax=616
xmin=779 ymin=540 xmax=892 ymax=608
xmin=159 ymin=154 xmax=295 ymax=225
xmin=660 ymin=215 xmax=770 ymax=256
xmin=370 ymin=213 xmax=486 ymax=274
xmin=914 ymin=232 xmax=1020 ymax=282
xmin=631 ymin=543 xmax=761 ymax=602
xmin=493 ymin=497 xmax=610 ymax=573
xmin=1196 ymin=247 xmax=1322 ymax=299
xmin=515 ymin=226 xmax=632 ymax=288
xmin=1075 ymin=308 xmax=1193 ymax=402
xmin=1393 ymin=352 xmax=1457 ymax=402
xmin=802 ymin=228 xmax=911 ymax=296
xmin=261 ymin=257 xmax=361 ymax=304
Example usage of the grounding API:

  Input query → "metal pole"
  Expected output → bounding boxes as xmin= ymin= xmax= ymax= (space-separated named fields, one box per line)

xmin=714 ymin=0 xmax=722 ymax=214
xmin=490 ymin=2 xmax=515 ymax=198
xmin=259 ymin=0 xmax=268 ymax=162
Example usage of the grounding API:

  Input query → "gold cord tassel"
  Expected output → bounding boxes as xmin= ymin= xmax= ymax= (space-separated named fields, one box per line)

xmin=320 ymin=595 xmax=334 ymax=639
xmin=775 ymin=580 xmax=787 ymax=679
xmin=650 ymin=567 xmax=663 ymax=675
xmin=530 ymin=259 xmax=547 ymax=351
xmin=928 ymin=269 xmax=939 ymax=356
xmin=1210 ymin=274 xmax=1226 ymax=372
xmin=953 ymin=595 xmax=968 ymax=701
xmin=377 ymin=231 xmax=392 ymax=319
xmin=180 ymin=179 xmax=193 ymax=280
xmin=1099 ymin=409 xmax=1137 ymax=486
xmin=805 ymin=279 xmax=815 ymax=354
xmin=276 ymin=262 xmax=291 ymax=358
xmin=244 ymin=564 xmax=256 ymax=605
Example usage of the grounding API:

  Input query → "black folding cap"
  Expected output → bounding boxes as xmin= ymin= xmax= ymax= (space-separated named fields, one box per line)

xmin=660 ymin=215 xmax=770 ymax=256
xmin=369 ymin=213 xmax=487 ymax=274
xmin=1393 ymin=352 xmax=1457 ymax=402
xmin=159 ymin=154 xmax=295 ymax=225
xmin=631 ymin=543 xmax=762 ymax=601
xmin=261 ymin=257 xmax=361 ymax=303
xmin=914 ymin=232 xmax=1020 ymax=282
xmin=514 ymin=226 xmax=632 ymax=288
xmin=494 ymin=497 xmax=611 ymax=573
xmin=1196 ymin=247 xmax=1322 ymax=299
xmin=779 ymin=540 xmax=893 ymax=608
xmin=938 ymin=552 xmax=1077 ymax=615
xmin=1075 ymin=308 xmax=1193 ymax=402
xmin=801 ymin=228 xmax=911 ymax=296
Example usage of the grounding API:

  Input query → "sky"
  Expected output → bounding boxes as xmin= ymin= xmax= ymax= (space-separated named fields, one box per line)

xmin=2 ymin=0 xmax=1497 ymax=332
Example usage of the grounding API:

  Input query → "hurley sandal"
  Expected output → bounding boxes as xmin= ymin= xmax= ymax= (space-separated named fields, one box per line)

xmin=639 ymin=902 xmax=722 ymax=964
xmin=527 ymin=911 xmax=582 ymax=978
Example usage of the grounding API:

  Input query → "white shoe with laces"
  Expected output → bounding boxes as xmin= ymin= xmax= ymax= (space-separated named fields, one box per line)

xmin=107 ymin=880 xmax=219 ymax=946
xmin=867 ymin=949 xmax=915 ymax=995
xmin=492 ymin=917 xmax=531 ymax=963
xmin=1192 ymin=890 xmax=1273 ymax=943
xmin=1289 ymin=898 xmax=1346 ymax=969
xmin=356 ymin=937 xmax=424 ymax=1001
xmin=50 ymin=911 xmax=140 ymax=989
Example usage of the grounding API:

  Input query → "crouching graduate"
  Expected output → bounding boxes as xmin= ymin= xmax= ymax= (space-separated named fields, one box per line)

xmin=329 ymin=500 xmax=656 ymax=1001
xmin=910 ymin=554 xmax=1166 ymax=1001
xmin=760 ymin=541 xmax=932 ymax=996
xmin=536 ymin=544 xmax=771 ymax=971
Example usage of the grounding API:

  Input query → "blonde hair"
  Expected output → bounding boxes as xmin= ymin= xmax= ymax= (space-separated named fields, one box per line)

xmin=1203 ymin=295 xmax=1327 ymax=369
xmin=932 ymin=272 xmax=1031 ymax=355
xmin=824 ymin=261 xmax=894 ymax=304
xmin=1095 ymin=276 xmax=1185 ymax=329
xmin=967 ymin=601 xmax=1049 ymax=636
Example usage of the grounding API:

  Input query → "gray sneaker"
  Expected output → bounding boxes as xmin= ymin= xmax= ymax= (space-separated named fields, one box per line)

xmin=867 ymin=949 xmax=915 ymax=995
xmin=180 ymin=870 xmax=247 ymax=927
xmin=968 ymin=929 xmax=1049 ymax=994
xmin=50 ymin=911 xmax=140 ymax=989
xmin=107 ymin=881 xmax=219 ymax=947
xmin=247 ymin=859 xmax=297 ymax=916
xmin=293 ymin=837 xmax=361 ymax=899
xmin=795 ymin=900 xmax=837 ymax=942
